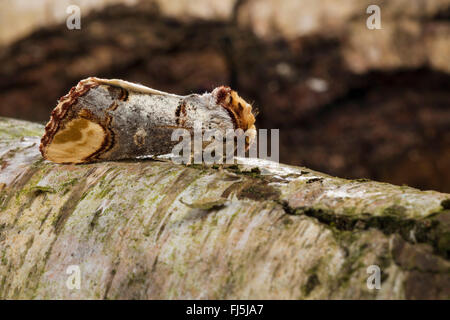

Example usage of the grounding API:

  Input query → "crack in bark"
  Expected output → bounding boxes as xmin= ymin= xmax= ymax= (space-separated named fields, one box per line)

xmin=279 ymin=200 xmax=450 ymax=261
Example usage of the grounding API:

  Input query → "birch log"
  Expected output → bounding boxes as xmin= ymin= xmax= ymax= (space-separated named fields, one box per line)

xmin=0 ymin=117 xmax=449 ymax=299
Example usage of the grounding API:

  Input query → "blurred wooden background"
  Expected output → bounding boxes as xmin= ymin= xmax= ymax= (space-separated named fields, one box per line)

xmin=1 ymin=0 xmax=449 ymax=191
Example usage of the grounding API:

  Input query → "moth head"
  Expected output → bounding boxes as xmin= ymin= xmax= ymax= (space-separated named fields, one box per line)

xmin=213 ymin=86 xmax=256 ymax=147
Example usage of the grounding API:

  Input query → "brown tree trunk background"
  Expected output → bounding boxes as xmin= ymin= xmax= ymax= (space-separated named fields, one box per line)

xmin=0 ymin=1 xmax=449 ymax=192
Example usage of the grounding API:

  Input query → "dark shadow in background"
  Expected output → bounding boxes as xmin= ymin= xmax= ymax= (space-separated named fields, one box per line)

xmin=0 ymin=4 xmax=449 ymax=192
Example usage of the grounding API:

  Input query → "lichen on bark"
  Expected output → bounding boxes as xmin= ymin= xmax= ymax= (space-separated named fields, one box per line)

xmin=0 ymin=117 xmax=449 ymax=299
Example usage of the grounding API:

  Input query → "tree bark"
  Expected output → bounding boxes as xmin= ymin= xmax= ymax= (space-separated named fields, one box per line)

xmin=0 ymin=117 xmax=449 ymax=299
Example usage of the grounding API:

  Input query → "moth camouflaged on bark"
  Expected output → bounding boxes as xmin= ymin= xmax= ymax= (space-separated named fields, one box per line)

xmin=40 ymin=77 xmax=256 ymax=164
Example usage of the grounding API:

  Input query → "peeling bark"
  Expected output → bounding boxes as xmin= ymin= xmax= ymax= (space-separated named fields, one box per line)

xmin=0 ymin=117 xmax=449 ymax=299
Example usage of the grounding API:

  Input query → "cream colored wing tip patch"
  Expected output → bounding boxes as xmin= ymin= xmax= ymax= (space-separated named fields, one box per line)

xmin=44 ymin=118 xmax=106 ymax=164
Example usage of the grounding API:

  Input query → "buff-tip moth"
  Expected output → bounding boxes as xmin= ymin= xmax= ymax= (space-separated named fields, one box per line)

xmin=39 ymin=77 xmax=256 ymax=164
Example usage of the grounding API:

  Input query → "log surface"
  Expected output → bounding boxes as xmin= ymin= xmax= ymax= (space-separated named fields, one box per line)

xmin=0 ymin=117 xmax=449 ymax=299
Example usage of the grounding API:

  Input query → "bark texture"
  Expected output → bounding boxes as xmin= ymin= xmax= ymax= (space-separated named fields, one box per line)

xmin=0 ymin=117 xmax=449 ymax=299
